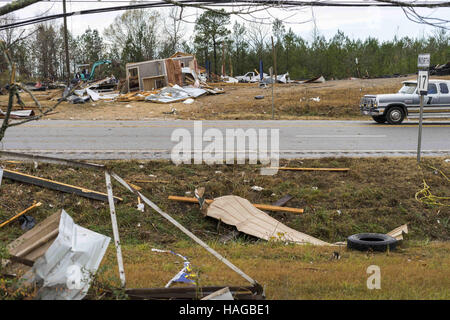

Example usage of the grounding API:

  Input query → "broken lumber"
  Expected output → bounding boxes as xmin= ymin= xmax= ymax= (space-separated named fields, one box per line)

xmin=2 ymin=169 xmax=122 ymax=202
xmin=272 ymin=194 xmax=293 ymax=207
xmin=168 ymin=195 xmax=304 ymax=214
xmin=0 ymin=201 xmax=42 ymax=229
xmin=274 ymin=167 xmax=349 ymax=172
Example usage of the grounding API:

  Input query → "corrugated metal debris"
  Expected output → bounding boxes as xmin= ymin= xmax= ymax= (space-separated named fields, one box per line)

xmin=33 ymin=209 xmax=111 ymax=300
xmin=206 ymin=195 xmax=329 ymax=245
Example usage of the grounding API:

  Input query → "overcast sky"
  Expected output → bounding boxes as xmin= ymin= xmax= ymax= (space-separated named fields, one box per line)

xmin=3 ymin=0 xmax=450 ymax=43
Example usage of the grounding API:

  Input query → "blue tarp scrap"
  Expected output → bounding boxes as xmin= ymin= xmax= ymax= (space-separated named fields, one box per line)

xmin=151 ymin=248 xmax=197 ymax=287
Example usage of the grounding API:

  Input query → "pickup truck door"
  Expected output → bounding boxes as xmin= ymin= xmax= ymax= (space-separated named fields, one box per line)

xmin=425 ymin=83 xmax=440 ymax=107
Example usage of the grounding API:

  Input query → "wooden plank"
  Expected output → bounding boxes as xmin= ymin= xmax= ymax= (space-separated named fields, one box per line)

xmin=0 ymin=150 xmax=105 ymax=170
xmin=168 ymin=195 xmax=304 ymax=214
xmin=125 ymin=285 xmax=263 ymax=300
xmin=7 ymin=210 xmax=61 ymax=257
xmin=2 ymin=169 xmax=122 ymax=202
xmin=9 ymin=255 xmax=35 ymax=267
xmin=275 ymin=167 xmax=349 ymax=172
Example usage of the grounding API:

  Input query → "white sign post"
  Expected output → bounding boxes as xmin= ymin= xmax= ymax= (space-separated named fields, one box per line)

xmin=417 ymin=54 xmax=430 ymax=163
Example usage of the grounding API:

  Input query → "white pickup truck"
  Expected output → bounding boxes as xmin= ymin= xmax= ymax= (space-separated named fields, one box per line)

xmin=360 ymin=79 xmax=450 ymax=124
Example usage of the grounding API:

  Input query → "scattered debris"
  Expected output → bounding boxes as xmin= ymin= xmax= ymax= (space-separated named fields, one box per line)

xmin=302 ymin=75 xmax=326 ymax=84
xmin=6 ymin=211 xmax=61 ymax=275
xmin=251 ymin=185 xmax=264 ymax=192
xmin=137 ymin=197 xmax=145 ymax=212
xmin=0 ymin=202 xmax=42 ymax=229
xmin=275 ymin=167 xmax=349 ymax=172
xmin=2 ymin=168 xmax=122 ymax=203
xmin=110 ymin=173 xmax=262 ymax=291
xmin=429 ymin=61 xmax=450 ymax=76
xmin=163 ymin=108 xmax=177 ymax=115
xmin=331 ymin=252 xmax=341 ymax=260
xmin=167 ymin=195 xmax=304 ymax=214
xmin=254 ymin=95 xmax=264 ymax=99
xmin=272 ymin=194 xmax=294 ymax=207
xmin=347 ymin=233 xmax=398 ymax=252
xmin=386 ymin=224 xmax=408 ymax=241
xmin=19 ymin=215 xmax=36 ymax=231
xmin=310 ymin=96 xmax=321 ymax=102
xmin=206 ymin=196 xmax=327 ymax=245
xmin=201 ymin=287 xmax=234 ymax=300
xmin=221 ymin=76 xmax=239 ymax=84
xmin=104 ymin=171 xmax=126 ymax=287
xmin=146 ymin=85 xmax=206 ymax=104
xmin=33 ymin=209 xmax=111 ymax=300
xmin=151 ymin=249 xmax=197 ymax=287
xmin=125 ymin=285 xmax=263 ymax=300
xmin=183 ymin=98 xmax=195 ymax=104
xmin=0 ymin=109 xmax=35 ymax=119
xmin=86 ymin=88 xmax=100 ymax=101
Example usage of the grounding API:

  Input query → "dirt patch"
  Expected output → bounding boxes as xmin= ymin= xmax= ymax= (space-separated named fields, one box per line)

xmin=4 ymin=76 xmax=450 ymax=121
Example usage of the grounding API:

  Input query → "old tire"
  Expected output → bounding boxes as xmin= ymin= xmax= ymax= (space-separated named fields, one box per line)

xmin=347 ymin=233 xmax=398 ymax=252
xmin=372 ymin=115 xmax=387 ymax=124
xmin=386 ymin=106 xmax=405 ymax=125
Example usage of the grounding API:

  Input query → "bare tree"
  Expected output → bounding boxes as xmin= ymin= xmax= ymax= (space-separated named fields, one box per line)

xmin=247 ymin=20 xmax=269 ymax=60
xmin=163 ymin=7 xmax=186 ymax=54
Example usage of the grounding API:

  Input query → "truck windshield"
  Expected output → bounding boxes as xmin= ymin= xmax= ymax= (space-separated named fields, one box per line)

xmin=398 ymin=83 xmax=417 ymax=94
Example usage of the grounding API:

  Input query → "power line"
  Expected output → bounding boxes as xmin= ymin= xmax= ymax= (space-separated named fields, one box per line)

xmin=1 ymin=0 xmax=450 ymax=31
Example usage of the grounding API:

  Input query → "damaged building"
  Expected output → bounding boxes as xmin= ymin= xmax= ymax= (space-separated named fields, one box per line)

xmin=125 ymin=52 xmax=201 ymax=92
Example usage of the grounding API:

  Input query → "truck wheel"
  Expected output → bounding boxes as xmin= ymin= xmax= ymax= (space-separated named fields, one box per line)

xmin=386 ymin=106 xmax=405 ymax=124
xmin=347 ymin=233 xmax=398 ymax=252
xmin=372 ymin=115 xmax=386 ymax=124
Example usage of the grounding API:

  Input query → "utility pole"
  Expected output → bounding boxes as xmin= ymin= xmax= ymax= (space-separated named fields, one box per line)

xmin=62 ymin=0 xmax=70 ymax=84
xmin=271 ymin=36 xmax=277 ymax=84
xmin=271 ymin=36 xmax=277 ymax=120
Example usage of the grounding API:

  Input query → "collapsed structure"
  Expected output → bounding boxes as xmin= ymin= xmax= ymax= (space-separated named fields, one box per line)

xmin=125 ymin=52 xmax=202 ymax=91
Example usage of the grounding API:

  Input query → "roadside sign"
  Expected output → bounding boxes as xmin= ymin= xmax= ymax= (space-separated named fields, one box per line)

xmin=418 ymin=53 xmax=430 ymax=68
xmin=417 ymin=53 xmax=430 ymax=163
xmin=417 ymin=70 xmax=429 ymax=95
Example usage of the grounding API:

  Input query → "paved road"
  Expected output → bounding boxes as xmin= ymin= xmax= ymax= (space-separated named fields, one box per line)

xmin=1 ymin=120 xmax=449 ymax=159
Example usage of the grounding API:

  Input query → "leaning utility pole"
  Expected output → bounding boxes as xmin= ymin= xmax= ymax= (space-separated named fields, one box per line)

xmin=62 ymin=0 xmax=70 ymax=83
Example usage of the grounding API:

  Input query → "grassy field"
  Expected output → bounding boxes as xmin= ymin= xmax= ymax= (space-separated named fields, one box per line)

xmin=92 ymin=241 xmax=450 ymax=300
xmin=0 ymin=157 xmax=449 ymax=299
xmin=4 ymin=76 xmax=450 ymax=121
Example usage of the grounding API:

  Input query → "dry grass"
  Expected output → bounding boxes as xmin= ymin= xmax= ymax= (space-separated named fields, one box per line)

xmin=94 ymin=241 xmax=450 ymax=299
xmin=4 ymin=76 xmax=450 ymax=121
